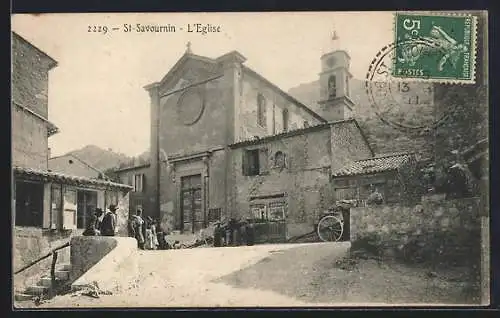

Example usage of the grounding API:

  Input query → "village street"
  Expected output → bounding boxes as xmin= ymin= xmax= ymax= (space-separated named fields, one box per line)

xmin=24 ymin=241 xmax=476 ymax=308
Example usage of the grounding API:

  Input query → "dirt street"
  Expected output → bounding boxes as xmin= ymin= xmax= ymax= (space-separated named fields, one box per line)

xmin=29 ymin=243 xmax=349 ymax=308
xmin=17 ymin=241 xmax=476 ymax=308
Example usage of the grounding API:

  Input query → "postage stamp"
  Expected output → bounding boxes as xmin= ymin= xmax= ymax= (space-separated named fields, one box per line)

xmin=392 ymin=12 xmax=478 ymax=84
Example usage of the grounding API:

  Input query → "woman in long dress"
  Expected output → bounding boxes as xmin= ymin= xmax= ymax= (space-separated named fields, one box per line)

xmin=145 ymin=217 xmax=158 ymax=250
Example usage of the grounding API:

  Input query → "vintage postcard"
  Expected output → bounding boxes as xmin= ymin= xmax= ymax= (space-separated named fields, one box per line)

xmin=11 ymin=11 xmax=489 ymax=308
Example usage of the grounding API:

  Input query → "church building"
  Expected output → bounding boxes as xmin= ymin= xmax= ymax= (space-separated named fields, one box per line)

xmin=116 ymin=35 xmax=412 ymax=239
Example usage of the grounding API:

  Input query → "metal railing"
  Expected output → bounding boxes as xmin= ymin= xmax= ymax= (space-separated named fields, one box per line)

xmin=14 ymin=241 xmax=70 ymax=297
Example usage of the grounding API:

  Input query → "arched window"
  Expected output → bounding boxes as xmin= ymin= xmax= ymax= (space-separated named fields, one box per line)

xmin=257 ymin=94 xmax=266 ymax=127
xmin=282 ymin=108 xmax=289 ymax=132
xmin=328 ymin=75 xmax=337 ymax=98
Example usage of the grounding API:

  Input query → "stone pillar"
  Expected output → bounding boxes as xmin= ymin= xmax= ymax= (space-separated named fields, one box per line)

xmin=145 ymin=82 xmax=161 ymax=218
xmin=216 ymin=52 xmax=246 ymax=218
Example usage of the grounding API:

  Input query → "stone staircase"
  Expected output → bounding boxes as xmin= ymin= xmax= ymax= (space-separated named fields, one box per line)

xmin=15 ymin=263 xmax=72 ymax=301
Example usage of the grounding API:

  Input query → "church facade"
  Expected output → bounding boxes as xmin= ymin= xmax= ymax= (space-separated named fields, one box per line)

xmin=117 ymin=40 xmax=410 ymax=238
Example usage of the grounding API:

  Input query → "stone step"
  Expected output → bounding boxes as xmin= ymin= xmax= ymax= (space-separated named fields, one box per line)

xmin=55 ymin=270 xmax=70 ymax=280
xmin=57 ymin=263 xmax=71 ymax=271
xmin=39 ymin=276 xmax=66 ymax=288
xmin=14 ymin=293 xmax=33 ymax=301
xmin=25 ymin=285 xmax=48 ymax=295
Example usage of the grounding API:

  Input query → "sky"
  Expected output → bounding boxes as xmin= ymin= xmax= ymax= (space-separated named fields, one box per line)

xmin=12 ymin=12 xmax=394 ymax=157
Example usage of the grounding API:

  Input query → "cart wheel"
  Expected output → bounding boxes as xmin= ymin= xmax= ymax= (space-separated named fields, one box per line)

xmin=317 ymin=215 xmax=344 ymax=242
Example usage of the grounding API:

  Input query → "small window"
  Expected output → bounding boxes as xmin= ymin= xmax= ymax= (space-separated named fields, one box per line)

xmin=282 ymin=109 xmax=289 ymax=132
xmin=303 ymin=121 xmax=309 ymax=128
xmin=257 ymin=93 xmax=267 ymax=128
xmin=274 ymin=151 xmax=287 ymax=170
xmin=328 ymin=75 xmax=337 ymax=98
xmin=242 ymin=149 xmax=260 ymax=176
xmin=250 ymin=204 xmax=267 ymax=221
xmin=134 ymin=174 xmax=144 ymax=192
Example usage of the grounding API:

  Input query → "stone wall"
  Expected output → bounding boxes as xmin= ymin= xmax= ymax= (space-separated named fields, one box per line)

xmin=231 ymin=127 xmax=333 ymax=238
xmin=330 ymin=120 xmax=373 ymax=172
xmin=12 ymin=33 xmax=54 ymax=119
xmin=350 ymin=197 xmax=481 ymax=263
xmin=69 ymin=236 xmax=117 ymax=283
xmin=13 ymin=227 xmax=83 ymax=292
xmin=12 ymin=107 xmax=49 ymax=170
xmin=157 ymin=58 xmax=230 ymax=157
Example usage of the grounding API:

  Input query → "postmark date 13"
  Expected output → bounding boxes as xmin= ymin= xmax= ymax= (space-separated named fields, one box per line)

xmin=88 ymin=25 xmax=109 ymax=35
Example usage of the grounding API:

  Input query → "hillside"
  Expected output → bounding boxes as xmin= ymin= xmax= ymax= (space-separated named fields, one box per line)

xmin=288 ymin=78 xmax=434 ymax=156
xmin=65 ymin=145 xmax=132 ymax=171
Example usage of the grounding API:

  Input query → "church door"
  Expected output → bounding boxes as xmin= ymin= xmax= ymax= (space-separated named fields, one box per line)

xmin=180 ymin=174 xmax=203 ymax=234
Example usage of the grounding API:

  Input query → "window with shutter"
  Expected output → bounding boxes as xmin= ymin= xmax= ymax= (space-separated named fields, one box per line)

xmin=50 ymin=184 xmax=62 ymax=229
xmin=62 ymin=188 xmax=77 ymax=230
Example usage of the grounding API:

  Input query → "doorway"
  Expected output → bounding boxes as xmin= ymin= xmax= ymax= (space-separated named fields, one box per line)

xmin=180 ymin=174 xmax=203 ymax=233
xmin=15 ymin=181 xmax=44 ymax=227
xmin=77 ymin=190 xmax=98 ymax=229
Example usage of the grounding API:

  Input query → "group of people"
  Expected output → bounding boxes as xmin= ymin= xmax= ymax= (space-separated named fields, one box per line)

xmin=82 ymin=204 xmax=119 ymax=237
xmin=128 ymin=208 xmax=169 ymax=250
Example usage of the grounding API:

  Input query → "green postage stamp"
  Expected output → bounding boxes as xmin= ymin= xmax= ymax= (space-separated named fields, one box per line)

xmin=393 ymin=12 xmax=478 ymax=83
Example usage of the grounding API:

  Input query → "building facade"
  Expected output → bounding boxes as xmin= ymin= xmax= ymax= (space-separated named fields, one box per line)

xmin=11 ymin=32 xmax=132 ymax=291
xmin=116 ymin=38 xmax=417 ymax=239
xmin=48 ymin=153 xmax=108 ymax=180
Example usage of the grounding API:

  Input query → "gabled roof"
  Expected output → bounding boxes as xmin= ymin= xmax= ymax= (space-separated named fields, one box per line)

xmin=332 ymin=152 xmax=412 ymax=177
xmin=144 ymin=48 xmax=325 ymax=124
xmin=49 ymin=153 xmax=107 ymax=178
xmin=144 ymin=51 xmax=221 ymax=91
xmin=12 ymin=31 xmax=58 ymax=70
xmin=13 ymin=166 xmax=132 ymax=190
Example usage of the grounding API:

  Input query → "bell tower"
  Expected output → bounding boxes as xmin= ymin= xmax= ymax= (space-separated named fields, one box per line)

xmin=318 ymin=30 xmax=354 ymax=121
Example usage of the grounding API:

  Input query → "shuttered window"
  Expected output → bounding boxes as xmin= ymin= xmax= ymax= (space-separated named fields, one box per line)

xmin=242 ymin=148 xmax=268 ymax=176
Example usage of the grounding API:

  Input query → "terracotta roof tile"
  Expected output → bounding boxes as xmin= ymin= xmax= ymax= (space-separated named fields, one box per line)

xmin=332 ymin=153 xmax=411 ymax=177
xmin=13 ymin=166 xmax=133 ymax=190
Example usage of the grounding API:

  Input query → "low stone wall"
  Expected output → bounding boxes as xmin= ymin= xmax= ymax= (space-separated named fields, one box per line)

xmin=69 ymin=236 xmax=118 ymax=283
xmin=350 ymin=197 xmax=481 ymax=264
xmin=13 ymin=227 xmax=83 ymax=292
xmin=71 ymin=237 xmax=138 ymax=293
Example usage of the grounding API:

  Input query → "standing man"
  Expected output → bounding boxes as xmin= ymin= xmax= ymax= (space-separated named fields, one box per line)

xmin=101 ymin=204 xmax=118 ymax=236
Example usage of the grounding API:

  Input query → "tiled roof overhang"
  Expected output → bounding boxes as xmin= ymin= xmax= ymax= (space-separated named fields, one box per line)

xmin=332 ymin=153 xmax=412 ymax=177
xmin=13 ymin=166 xmax=133 ymax=191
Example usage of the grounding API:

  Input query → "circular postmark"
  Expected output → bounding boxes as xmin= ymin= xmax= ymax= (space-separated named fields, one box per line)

xmin=365 ymin=40 xmax=453 ymax=134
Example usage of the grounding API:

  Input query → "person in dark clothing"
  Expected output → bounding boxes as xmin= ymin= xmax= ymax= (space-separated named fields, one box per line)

xmin=101 ymin=204 xmax=118 ymax=236
xmin=83 ymin=208 xmax=104 ymax=236
xmin=129 ymin=208 xmax=145 ymax=249
xmin=155 ymin=219 xmax=169 ymax=250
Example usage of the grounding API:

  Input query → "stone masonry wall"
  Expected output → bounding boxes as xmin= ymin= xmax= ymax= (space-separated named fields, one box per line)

xmin=350 ymin=197 xmax=481 ymax=263
xmin=232 ymin=128 xmax=333 ymax=238
xmin=13 ymin=227 xmax=83 ymax=292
